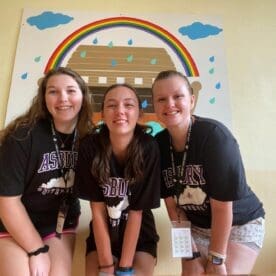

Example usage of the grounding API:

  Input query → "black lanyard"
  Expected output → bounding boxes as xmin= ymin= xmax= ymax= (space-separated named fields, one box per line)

xmin=50 ymin=121 xmax=77 ymax=187
xmin=169 ymin=119 xmax=193 ymax=209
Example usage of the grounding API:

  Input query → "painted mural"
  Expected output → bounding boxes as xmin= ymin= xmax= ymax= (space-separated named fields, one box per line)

xmin=6 ymin=9 xmax=231 ymax=133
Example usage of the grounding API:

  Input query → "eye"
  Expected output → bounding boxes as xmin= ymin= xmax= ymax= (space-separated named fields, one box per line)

xmin=157 ymin=97 xmax=166 ymax=103
xmin=174 ymin=94 xmax=184 ymax=100
xmin=106 ymin=103 xmax=117 ymax=108
xmin=46 ymin=89 xmax=56 ymax=95
xmin=67 ymin=88 xmax=77 ymax=94
xmin=125 ymin=103 xmax=135 ymax=108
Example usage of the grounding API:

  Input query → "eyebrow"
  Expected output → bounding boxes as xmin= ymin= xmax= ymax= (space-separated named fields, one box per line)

xmin=105 ymin=98 xmax=137 ymax=102
xmin=46 ymin=85 xmax=78 ymax=89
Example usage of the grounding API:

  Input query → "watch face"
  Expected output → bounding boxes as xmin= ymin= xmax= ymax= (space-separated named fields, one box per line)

xmin=212 ymin=256 xmax=223 ymax=265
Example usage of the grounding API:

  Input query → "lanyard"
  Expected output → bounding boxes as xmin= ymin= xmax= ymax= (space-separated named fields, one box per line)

xmin=169 ymin=119 xmax=193 ymax=211
xmin=50 ymin=121 xmax=77 ymax=187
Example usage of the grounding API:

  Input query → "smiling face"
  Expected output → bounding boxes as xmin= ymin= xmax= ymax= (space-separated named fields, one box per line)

xmin=102 ymin=85 xmax=140 ymax=139
xmin=45 ymin=74 xmax=83 ymax=133
xmin=152 ymin=75 xmax=195 ymax=129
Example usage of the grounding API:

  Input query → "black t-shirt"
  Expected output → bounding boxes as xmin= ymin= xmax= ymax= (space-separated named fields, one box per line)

xmin=75 ymin=131 xmax=160 ymax=250
xmin=155 ymin=116 xmax=265 ymax=228
xmin=0 ymin=119 xmax=80 ymax=237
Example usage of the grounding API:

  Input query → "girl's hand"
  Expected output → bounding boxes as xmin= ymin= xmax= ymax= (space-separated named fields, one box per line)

xmin=181 ymin=258 xmax=205 ymax=276
xmin=29 ymin=252 xmax=51 ymax=276
xmin=205 ymin=261 xmax=227 ymax=275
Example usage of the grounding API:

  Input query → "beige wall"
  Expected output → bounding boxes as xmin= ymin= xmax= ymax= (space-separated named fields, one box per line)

xmin=1 ymin=1 xmax=275 ymax=275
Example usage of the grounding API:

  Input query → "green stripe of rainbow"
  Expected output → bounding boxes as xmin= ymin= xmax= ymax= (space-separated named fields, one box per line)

xmin=45 ymin=16 xmax=199 ymax=77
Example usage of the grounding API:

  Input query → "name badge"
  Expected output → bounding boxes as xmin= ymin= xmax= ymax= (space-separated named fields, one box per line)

xmin=55 ymin=199 xmax=69 ymax=238
xmin=171 ymin=220 xmax=192 ymax=258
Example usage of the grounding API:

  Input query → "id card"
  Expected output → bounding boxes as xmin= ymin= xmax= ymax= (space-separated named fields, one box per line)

xmin=55 ymin=200 xmax=69 ymax=238
xmin=171 ymin=221 xmax=192 ymax=258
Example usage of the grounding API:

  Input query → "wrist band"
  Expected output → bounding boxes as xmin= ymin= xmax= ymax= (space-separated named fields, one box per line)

xmin=116 ymin=267 xmax=134 ymax=276
xmin=27 ymin=244 xmax=49 ymax=257
xmin=186 ymin=251 xmax=201 ymax=261
xmin=98 ymin=262 xmax=115 ymax=269
xmin=117 ymin=267 xmax=133 ymax=272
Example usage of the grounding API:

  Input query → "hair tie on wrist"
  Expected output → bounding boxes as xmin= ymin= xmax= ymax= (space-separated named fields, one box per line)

xmin=27 ymin=244 xmax=49 ymax=257
xmin=186 ymin=251 xmax=201 ymax=261
xmin=98 ymin=262 xmax=115 ymax=269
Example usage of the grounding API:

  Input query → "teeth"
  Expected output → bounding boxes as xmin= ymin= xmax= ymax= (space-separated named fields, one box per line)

xmin=166 ymin=111 xmax=178 ymax=115
xmin=113 ymin=119 xmax=127 ymax=124
xmin=57 ymin=106 xmax=70 ymax=110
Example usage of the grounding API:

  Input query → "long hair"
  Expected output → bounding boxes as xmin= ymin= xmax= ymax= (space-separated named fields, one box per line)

xmin=91 ymin=83 xmax=151 ymax=185
xmin=152 ymin=70 xmax=194 ymax=96
xmin=0 ymin=67 xmax=94 ymax=144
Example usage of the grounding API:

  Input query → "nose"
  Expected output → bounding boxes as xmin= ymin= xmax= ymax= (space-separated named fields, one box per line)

xmin=165 ymin=97 xmax=175 ymax=107
xmin=59 ymin=90 xmax=68 ymax=102
xmin=115 ymin=103 xmax=125 ymax=114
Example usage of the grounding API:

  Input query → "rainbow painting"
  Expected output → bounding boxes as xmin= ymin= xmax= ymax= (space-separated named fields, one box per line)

xmin=45 ymin=16 xmax=199 ymax=77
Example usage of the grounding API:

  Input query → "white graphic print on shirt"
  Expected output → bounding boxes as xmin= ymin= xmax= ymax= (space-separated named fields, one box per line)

xmin=102 ymin=177 xmax=130 ymax=228
xmin=179 ymin=186 xmax=206 ymax=205
xmin=37 ymin=150 xmax=77 ymax=196
xmin=37 ymin=169 xmax=75 ymax=195
xmin=163 ymin=164 xmax=208 ymax=212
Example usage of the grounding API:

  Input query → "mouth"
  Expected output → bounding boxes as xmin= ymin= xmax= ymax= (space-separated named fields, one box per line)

xmin=56 ymin=106 xmax=72 ymax=111
xmin=164 ymin=110 xmax=179 ymax=116
xmin=113 ymin=119 xmax=127 ymax=124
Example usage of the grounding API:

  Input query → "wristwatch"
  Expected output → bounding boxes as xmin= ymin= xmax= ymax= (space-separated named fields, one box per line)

xmin=208 ymin=253 xmax=225 ymax=265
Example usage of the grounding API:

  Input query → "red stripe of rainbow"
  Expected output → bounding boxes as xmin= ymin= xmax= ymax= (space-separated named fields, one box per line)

xmin=44 ymin=16 xmax=199 ymax=77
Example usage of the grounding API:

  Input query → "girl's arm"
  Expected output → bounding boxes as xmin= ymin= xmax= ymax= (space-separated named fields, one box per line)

xmin=206 ymin=198 xmax=232 ymax=274
xmin=91 ymin=201 xmax=114 ymax=273
xmin=0 ymin=195 xmax=50 ymax=275
xmin=164 ymin=196 xmax=187 ymax=221
xmin=119 ymin=209 xmax=142 ymax=268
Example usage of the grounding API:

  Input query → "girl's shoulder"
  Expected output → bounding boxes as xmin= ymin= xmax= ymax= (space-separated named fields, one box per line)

xmin=140 ymin=133 xmax=160 ymax=157
xmin=79 ymin=131 xmax=98 ymax=147
xmin=154 ymin=128 xmax=169 ymax=144
xmin=193 ymin=116 xmax=232 ymax=135
xmin=140 ymin=131 xmax=157 ymax=145
xmin=6 ymin=119 xmax=47 ymax=143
